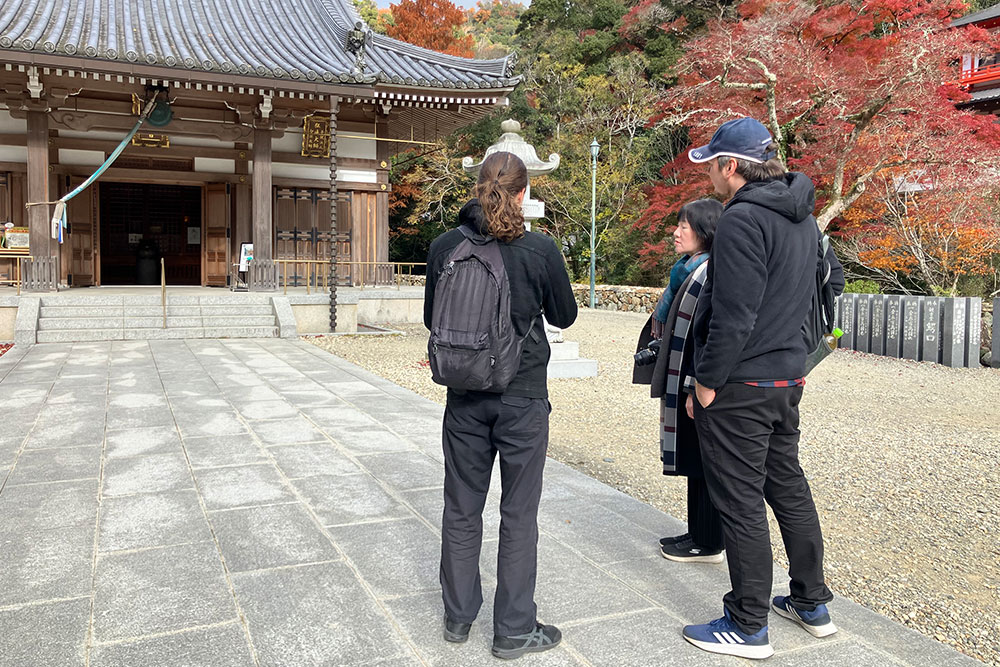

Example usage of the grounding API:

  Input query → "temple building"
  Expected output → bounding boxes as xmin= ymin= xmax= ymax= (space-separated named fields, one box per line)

xmin=0 ymin=0 xmax=518 ymax=290
xmin=954 ymin=3 xmax=1000 ymax=114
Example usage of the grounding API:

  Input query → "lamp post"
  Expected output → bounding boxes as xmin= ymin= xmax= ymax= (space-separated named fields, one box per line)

xmin=589 ymin=138 xmax=599 ymax=309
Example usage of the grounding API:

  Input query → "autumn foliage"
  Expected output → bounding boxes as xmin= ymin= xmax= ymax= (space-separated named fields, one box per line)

xmin=386 ymin=0 xmax=475 ymax=57
xmin=637 ymin=0 xmax=1000 ymax=290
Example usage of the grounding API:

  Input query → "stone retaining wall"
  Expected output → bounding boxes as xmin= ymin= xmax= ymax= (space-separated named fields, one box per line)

xmin=570 ymin=284 xmax=662 ymax=313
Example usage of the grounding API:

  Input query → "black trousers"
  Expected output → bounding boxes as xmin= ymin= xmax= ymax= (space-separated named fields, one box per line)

xmin=687 ymin=477 xmax=724 ymax=551
xmin=693 ymin=383 xmax=833 ymax=633
xmin=440 ymin=390 xmax=550 ymax=637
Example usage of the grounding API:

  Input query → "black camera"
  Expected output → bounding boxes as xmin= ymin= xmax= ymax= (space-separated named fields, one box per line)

xmin=634 ymin=338 xmax=661 ymax=366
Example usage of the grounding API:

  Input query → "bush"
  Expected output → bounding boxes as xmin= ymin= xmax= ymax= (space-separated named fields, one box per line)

xmin=843 ymin=279 xmax=881 ymax=294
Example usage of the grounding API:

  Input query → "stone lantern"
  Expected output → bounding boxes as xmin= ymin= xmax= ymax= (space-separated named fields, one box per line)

xmin=462 ymin=119 xmax=559 ymax=231
xmin=462 ymin=119 xmax=597 ymax=378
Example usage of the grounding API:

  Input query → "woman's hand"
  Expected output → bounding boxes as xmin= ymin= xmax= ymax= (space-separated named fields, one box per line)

xmin=651 ymin=317 xmax=664 ymax=340
xmin=685 ymin=394 xmax=694 ymax=420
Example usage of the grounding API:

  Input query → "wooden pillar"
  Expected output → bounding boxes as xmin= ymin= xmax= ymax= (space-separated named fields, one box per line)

xmin=234 ymin=143 xmax=251 ymax=260
xmin=375 ymin=118 xmax=390 ymax=266
xmin=26 ymin=110 xmax=50 ymax=257
xmin=252 ymin=128 xmax=272 ymax=261
xmin=328 ymin=96 xmax=340 ymax=331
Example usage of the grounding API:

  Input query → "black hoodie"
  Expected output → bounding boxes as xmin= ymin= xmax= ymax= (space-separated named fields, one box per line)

xmin=424 ymin=199 xmax=578 ymax=398
xmin=692 ymin=172 xmax=844 ymax=388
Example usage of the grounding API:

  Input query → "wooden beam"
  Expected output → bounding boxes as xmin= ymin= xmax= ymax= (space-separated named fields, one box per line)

xmin=26 ymin=110 xmax=49 ymax=256
xmin=0 ymin=133 xmax=380 ymax=169
xmin=252 ymin=127 xmax=272 ymax=261
xmin=48 ymin=109 xmax=257 ymax=141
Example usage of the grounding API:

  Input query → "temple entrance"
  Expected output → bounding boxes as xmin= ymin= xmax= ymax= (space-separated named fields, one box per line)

xmin=99 ymin=183 xmax=204 ymax=285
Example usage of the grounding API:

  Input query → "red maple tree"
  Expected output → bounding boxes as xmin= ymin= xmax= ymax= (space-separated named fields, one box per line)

xmin=386 ymin=0 xmax=475 ymax=58
xmin=637 ymin=0 xmax=1000 ymax=271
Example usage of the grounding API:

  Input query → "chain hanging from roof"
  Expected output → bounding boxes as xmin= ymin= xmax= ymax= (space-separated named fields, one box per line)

xmin=301 ymin=114 xmax=331 ymax=158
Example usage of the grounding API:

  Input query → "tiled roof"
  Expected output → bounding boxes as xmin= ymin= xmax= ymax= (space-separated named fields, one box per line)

xmin=0 ymin=0 xmax=519 ymax=90
xmin=951 ymin=3 xmax=1000 ymax=27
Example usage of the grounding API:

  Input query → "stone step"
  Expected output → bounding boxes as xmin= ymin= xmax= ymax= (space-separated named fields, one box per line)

xmin=37 ymin=328 xmax=124 ymax=343
xmin=197 ymin=305 xmax=275 ymax=316
xmin=39 ymin=293 xmax=274 ymax=307
xmin=167 ymin=294 xmax=273 ymax=306
xmin=547 ymin=357 xmax=598 ymax=379
xmin=40 ymin=306 xmax=126 ymax=318
xmin=122 ymin=306 xmax=203 ymax=317
xmin=125 ymin=316 xmax=205 ymax=329
xmin=39 ymin=295 xmax=125 ymax=307
xmin=199 ymin=326 xmax=278 ymax=339
xmin=201 ymin=315 xmax=277 ymax=327
xmin=37 ymin=317 xmax=124 ymax=331
xmin=549 ymin=341 xmax=580 ymax=361
xmin=35 ymin=325 xmax=279 ymax=343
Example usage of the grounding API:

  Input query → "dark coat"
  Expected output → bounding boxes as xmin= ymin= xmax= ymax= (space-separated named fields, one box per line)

xmin=633 ymin=269 xmax=706 ymax=479
xmin=424 ymin=199 xmax=578 ymax=399
xmin=692 ymin=173 xmax=845 ymax=387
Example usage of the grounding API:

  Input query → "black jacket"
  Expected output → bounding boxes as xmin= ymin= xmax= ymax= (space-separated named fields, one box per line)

xmin=424 ymin=200 xmax=578 ymax=398
xmin=692 ymin=173 xmax=845 ymax=388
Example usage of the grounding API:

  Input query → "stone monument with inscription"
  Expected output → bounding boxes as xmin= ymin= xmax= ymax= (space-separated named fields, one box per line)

xmin=839 ymin=294 xmax=857 ymax=350
xmin=870 ymin=295 xmax=886 ymax=356
xmin=885 ymin=295 xmax=903 ymax=358
xmin=920 ymin=297 xmax=941 ymax=363
xmin=856 ymin=294 xmax=872 ymax=354
xmin=901 ymin=296 xmax=923 ymax=361
xmin=463 ymin=119 xmax=597 ymax=378
xmin=941 ymin=298 xmax=966 ymax=368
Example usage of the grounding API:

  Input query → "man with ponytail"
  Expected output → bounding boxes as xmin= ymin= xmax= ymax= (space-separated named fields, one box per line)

xmin=424 ymin=151 xmax=577 ymax=659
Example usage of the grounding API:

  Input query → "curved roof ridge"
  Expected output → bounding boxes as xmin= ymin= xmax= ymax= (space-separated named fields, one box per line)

xmin=0 ymin=0 xmax=519 ymax=89
xmin=315 ymin=0 xmax=512 ymax=77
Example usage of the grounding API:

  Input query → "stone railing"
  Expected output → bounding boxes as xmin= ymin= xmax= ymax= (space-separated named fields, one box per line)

xmin=836 ymin=294 xmax=999 ymax=368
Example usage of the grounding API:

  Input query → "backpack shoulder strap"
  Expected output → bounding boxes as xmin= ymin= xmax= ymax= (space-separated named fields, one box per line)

xmin=458 ymin=224 xmax=494 ymax=245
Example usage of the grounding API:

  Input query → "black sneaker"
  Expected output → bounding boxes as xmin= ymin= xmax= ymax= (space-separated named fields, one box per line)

xmin=443 ymin=615 xmax=471 ymax=643
xmin=660 ymin=538 xmax=724 ymax=563
xmin=492 ymin=622 xmax=561 ymax=659
xmin=659 ymin=533 xmax=690 ymax=548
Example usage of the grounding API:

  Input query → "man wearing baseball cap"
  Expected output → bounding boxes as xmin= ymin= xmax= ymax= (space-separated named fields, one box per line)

xmin=679 ymin=117 xmax=843 ymax=659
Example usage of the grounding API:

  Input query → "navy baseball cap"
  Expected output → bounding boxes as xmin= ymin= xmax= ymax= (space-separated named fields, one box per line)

xmin=688 ymin=118 xmax=776 ymax=164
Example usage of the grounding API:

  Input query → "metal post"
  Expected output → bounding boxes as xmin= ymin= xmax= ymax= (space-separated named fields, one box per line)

xmin=589 ymin=138 xmax=599 ymax=309
xmin=160 ymin=258 xmax=166 ymax=329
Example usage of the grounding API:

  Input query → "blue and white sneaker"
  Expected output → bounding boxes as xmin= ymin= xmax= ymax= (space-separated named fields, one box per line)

xmin=771 ymin=596 xmax=838 ymax=638
xmin=682 ymin=610 xmax=774 ymax=660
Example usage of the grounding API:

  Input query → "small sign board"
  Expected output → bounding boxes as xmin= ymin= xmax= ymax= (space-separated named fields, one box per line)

xmin=238 ymin=243 xmax=254 ymax=272
xmin=2 ymin=226 xmax=29 ymax=249
xmin=187 ymin=227 xmax=201 ymax=245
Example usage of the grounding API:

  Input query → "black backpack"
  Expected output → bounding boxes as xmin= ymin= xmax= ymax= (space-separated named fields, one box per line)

xmin=802 ymin=229 xmax=838 ymax=375
xmin=428 ymin=226 xmax=528 ymax=392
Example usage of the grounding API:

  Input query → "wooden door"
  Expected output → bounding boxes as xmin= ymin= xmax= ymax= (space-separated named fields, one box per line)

xmin=66 ymin=177 xmax=96 ymax=287
xmin=350 ymin=192 xmax=379 ymax=285
xmin=204 ymin=184 xmax=229 ymax=286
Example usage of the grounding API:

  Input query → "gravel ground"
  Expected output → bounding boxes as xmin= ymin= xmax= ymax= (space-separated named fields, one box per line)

xmin=307 ymin=309 xmax=1000 ymax=665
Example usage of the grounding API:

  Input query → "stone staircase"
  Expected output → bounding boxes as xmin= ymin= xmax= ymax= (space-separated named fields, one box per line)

xmin=31 ymin=294 xmax=281 ymax=343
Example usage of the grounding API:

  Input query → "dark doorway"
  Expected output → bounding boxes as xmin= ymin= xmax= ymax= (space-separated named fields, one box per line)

xmin=99 ymin=183 xmax=202 ymax=285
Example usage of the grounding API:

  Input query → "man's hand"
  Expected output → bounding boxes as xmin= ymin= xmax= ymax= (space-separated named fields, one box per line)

xmin=695 ymin=381 xmax=717 ymax=409
xmin=685 ymin=394 xmax=694 ymax=420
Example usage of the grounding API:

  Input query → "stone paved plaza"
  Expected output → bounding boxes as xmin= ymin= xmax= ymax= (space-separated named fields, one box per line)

xmin=0 ymin=339 xmax=983 ymax=666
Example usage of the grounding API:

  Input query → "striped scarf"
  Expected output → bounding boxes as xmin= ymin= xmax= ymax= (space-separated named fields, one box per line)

xmin=660 ymin=261 xmax=709 ymax=474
